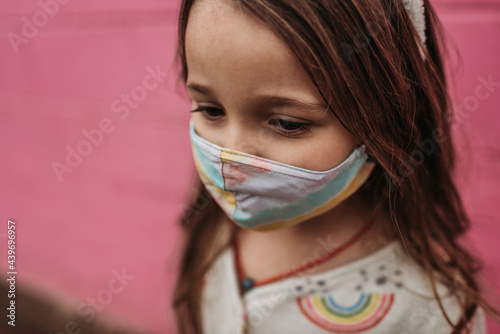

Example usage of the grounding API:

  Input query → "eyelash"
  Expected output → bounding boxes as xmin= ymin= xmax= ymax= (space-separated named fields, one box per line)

xmin=190 ymin=107 xmax=313 ymax=136
xmin=191 ymin=107 xmax=224 ymax=120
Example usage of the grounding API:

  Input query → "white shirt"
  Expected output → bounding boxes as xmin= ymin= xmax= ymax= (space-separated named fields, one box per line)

xmin=201 ymin=239 xmax=486 ymax=334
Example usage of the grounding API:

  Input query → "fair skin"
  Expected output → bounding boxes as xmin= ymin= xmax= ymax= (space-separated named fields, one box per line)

xmin=185 ymin=0 xmax=396 ymax=293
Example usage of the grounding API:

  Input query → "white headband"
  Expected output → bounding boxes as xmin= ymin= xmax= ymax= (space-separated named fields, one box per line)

xmin=401 ymin=0 xmax=427 ymax=60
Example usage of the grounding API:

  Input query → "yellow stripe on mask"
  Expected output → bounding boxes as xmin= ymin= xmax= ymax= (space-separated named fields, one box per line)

xmin=249 ymin=163 xmax=375 ymax=232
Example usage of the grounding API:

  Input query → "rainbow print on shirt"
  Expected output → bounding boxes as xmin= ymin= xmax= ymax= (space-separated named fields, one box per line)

xmin=297 ymin=292 xmax=394 ymax=333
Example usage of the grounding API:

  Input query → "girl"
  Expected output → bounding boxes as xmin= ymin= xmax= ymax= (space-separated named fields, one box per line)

xmin=172 ymin=0 xmax=500 ymax=333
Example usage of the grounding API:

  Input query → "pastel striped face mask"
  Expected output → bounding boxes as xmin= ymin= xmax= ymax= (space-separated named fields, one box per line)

xmin=189 ymin=122 xmax=376 ymax=232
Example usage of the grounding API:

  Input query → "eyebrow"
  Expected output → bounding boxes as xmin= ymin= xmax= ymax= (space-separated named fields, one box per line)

xmin=186 ymin=82 xmax=328 ymax=113
xmin=186 ymin=82 xmax=213 ymax=95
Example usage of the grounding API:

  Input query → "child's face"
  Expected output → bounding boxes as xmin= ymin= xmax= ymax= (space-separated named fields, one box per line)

xmin=185 ymin=0 xmax=357 ymax=171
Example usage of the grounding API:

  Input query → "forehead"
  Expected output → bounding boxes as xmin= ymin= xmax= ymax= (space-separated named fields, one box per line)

xmin=185 ymin=0 xmax=320 ymax=100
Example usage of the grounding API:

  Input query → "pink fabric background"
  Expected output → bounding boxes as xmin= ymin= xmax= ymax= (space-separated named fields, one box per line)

xmin=0 ymin=0 xmax=498 ymax=333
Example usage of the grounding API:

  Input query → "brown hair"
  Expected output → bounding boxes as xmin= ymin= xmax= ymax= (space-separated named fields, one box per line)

xmin=171 ymin=0 xmax=500 ymax=333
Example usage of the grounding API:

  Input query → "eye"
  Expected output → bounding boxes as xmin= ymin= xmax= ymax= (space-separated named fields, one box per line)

xmin=191 ymin=106 xmax=225 ymax=120
xmin=269 ymin=119 xmax=312 ymax=136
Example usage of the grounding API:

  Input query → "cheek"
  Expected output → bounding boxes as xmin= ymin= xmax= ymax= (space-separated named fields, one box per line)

xmin=311 ymin=139 xmax=356 ymax=170
xmin=267 ymin=128 xmax=357 ymax=171
xmin=189 ymin=114 xmax=219 ymax=145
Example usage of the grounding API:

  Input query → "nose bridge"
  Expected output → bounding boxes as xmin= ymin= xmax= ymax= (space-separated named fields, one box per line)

xmin=223 ymin=122 xmax=259 ymax=156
